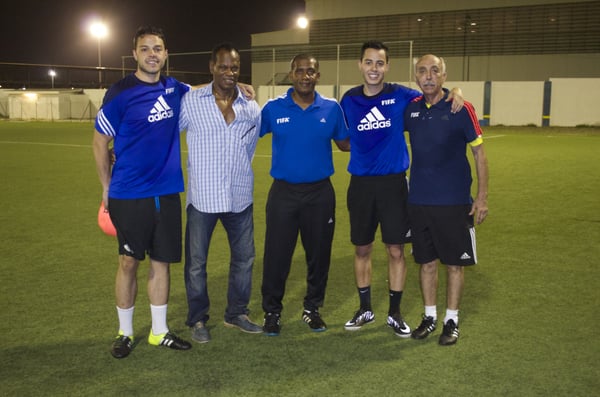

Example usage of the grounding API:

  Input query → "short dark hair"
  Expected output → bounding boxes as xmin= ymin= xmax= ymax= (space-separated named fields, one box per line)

xmin=360 ymin=40 xmax=389 ymax=63
xmin=211 ymin=42 xmax=239 ymax=62
xmin=290 ymin=53 xmax=319 ymax=70
xmin=133 ymin=26 xmax=166 ymax=49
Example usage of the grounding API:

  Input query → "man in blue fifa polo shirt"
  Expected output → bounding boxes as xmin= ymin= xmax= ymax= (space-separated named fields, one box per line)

xmin=93 ymin=26 xmax=192 ymax=358
xmin=260 ymin=53 xmax=349 ymax=336
xmin=404 ymin=54 xmax=489 ymax=345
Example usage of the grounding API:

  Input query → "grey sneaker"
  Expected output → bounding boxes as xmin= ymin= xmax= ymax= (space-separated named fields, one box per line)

xmin=191 ymin=321 xmax=211 ymax=343
xmin=224 ymin=314 xmax=263 ymax=334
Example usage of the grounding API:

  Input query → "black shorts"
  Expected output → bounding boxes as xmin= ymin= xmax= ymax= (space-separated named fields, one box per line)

xmin=108 ymin=194 xmax=182 ymax=263
xmin=408 ymin=204 xmax=476 ymax=266
xmin=347 ymin=173 xmax=410 ymax=246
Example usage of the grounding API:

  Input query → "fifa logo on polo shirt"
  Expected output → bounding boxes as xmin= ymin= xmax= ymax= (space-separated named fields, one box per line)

xmin=147 ymin=95 xmax=174 ymax=123
xmin=357 ymin=106 xmax=391 ymax=131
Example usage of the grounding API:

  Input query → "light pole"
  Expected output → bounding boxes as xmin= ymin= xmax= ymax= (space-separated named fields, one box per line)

xmin=90 ymin=21 xmax=108 ymax=87
xmin=48 ymin=69 xmax=56 ymax=89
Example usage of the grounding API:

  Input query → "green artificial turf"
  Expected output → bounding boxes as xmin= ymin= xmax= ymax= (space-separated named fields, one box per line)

xmin=1 ymin=122 xmax=599 ymax=396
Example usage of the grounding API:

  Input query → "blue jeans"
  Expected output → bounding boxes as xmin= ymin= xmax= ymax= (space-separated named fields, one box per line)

xmin=184 ymin=204 xmax=255 ymax=326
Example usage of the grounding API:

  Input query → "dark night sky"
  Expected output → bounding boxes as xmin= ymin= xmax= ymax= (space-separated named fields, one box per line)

xmin=1 ymin=0 xmax=305 ymax=68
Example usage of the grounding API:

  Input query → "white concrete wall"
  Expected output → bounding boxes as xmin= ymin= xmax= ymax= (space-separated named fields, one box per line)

xmin=549 ymin=78 xmax=600 ymax=127
xmin=5 ymin=89 xmax=105 ymax=121
xmin=0 ymin=90 xmax=9 ymax=117
xmin=67 ymin=95 xmax=97 ymax=120
xmin=83 ymin=89 xmax=106 ymax=116
xmin=490 ymin=82 xmax=545 ymax=126
xmin=8 ymin=92 xmax=59 ymax=121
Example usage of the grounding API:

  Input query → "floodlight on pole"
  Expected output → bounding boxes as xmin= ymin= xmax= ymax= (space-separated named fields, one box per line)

xmin=90 ymin=21 xmax=108 ymax=87
xmin=48 ymin=69 xmax=56 ymax=89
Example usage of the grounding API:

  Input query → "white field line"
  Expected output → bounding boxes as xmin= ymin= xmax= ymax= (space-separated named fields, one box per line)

xmin=0 ymin=141 xmax=91 ymax=148
xmin=1 ymin=134 xmax=506 ymax=154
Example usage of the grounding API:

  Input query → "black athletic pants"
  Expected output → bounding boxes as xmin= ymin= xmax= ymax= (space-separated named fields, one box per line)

xmin=261 ymin=178 xmax=336 ymax=314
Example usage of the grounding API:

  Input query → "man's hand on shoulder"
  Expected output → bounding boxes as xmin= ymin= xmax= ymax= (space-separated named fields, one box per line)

xmin=238 ymin=83 xmax=256 ymax=100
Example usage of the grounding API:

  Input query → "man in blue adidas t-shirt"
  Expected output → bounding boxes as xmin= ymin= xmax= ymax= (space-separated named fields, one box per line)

xmin=93 ymin=26 xmax=191 ymax=358
xmin=405 ymin=54 xmax=488 ymax=346
xmin=340 ymin=41 xmax=463 ymax=338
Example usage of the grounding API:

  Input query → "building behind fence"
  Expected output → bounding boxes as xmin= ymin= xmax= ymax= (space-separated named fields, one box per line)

xmin=1 ymin=0 xmax=599 ymax=126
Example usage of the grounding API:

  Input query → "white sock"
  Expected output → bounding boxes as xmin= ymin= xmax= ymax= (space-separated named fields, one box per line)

xmin=444 ymin=309 xmax=459 ymax=325
xmin=425 ymin=305 xmax=437 ymax=320
xmin=117 ymin=306 xmax=134 ymax=337
xmin=150 ymin=304 xmax=169 ymax=335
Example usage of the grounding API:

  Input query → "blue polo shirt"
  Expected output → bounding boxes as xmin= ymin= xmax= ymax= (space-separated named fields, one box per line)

xmin=95 ymin=74 xmax=190 ymax=199
xmin=260 ymin=88 xmax=348 ymax=184
xmin=404 ymin=92 xmax=483 ymax=205
xmin=340 ymin=83 xmax=420 ymax=176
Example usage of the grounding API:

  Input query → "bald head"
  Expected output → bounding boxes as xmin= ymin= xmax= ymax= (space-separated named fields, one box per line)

xmin=414 ymin=54 xmax=447 ymax=102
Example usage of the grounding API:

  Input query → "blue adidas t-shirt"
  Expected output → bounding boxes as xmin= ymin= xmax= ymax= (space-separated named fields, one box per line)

xmin=260 ymin=88 xmax=348 ymax=184
xmin=340 ymin=83 xmax=420 ymax=176
xmin=95 ymin=74 xmax=190 ymax=199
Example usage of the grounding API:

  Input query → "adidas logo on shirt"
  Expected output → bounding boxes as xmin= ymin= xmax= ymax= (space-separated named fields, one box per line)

xmin=147 ymin=95 xmax=174 ymax=123
xmin=357 ymin=106 xmax=391 ymax=131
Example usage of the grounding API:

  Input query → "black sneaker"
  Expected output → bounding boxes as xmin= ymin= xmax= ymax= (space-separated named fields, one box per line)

xmin=344 ymin=308 xmax=375 ymax=331
xmin=147 ymin=331 xmax=192 ymax=350
xmin=111 ymin=333 xmax=133 ymax=359
xmin=386 ymin=313 xmax=411 ymax=338
xmin=411 ymin=315 xmax=437 ymax=340
xmin=263 ymin=312 xmax=281 ymax=336
xmin=302 ymin=309 xmax=327 ymax=332
xmin=439 ymin=319 xmax=459 ymax=346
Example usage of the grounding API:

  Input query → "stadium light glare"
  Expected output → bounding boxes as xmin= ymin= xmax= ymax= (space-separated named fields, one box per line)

xmin=48 ymin=69 xmax=56 ymax=89
xmin=297 ymin=16 xmax=309 ymax=29
xmin=89 ymin=21 xmax=108 ymax=87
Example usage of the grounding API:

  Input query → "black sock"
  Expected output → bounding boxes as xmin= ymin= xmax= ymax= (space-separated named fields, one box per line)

xmin=388 ymin=290 xmax=403 ymax=316
xmin=358 ymin=286 xmax=371 ymax=310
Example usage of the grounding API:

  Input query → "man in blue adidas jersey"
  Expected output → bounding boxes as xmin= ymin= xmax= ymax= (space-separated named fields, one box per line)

xmin=93 ymin=26 xmax=191 ymax=358
xmin=180 ymin=43 xmax=263 ymax=343
xmin=260 ymin=53 xmax=349 ymax=336
xmin=405 ymin=54 xmax=488 ymax=346
xmin=340 ymin=41 xmax=463 ymax=338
